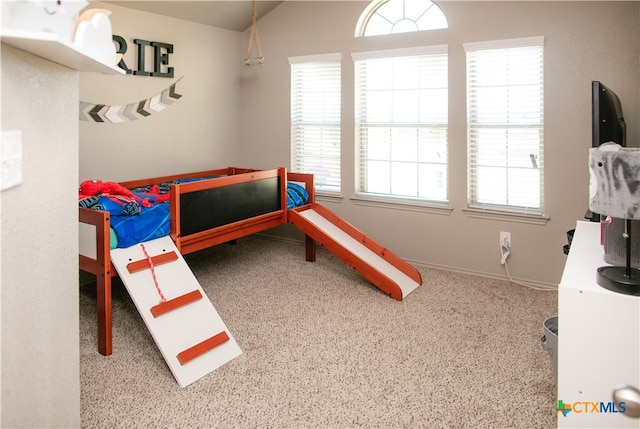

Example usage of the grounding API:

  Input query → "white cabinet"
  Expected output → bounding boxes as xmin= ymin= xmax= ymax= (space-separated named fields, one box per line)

xmin=558 ymin=221 xmax=640 ymax=428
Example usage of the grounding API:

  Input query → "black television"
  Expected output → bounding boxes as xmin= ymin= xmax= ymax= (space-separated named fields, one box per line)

xmin=587 ymin=81 xmax=627 ymax=223
xmin=592 ymin=80 xmax=626 ymax=148
xmin=590 ymin=82 xmax=638 ymax=270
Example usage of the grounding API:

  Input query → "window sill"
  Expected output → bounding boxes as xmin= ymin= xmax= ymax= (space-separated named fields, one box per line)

xmin=462 ymin=207 xmax=549 ymax=225
xmin=351 ymin=194 xmax=452 ymax=215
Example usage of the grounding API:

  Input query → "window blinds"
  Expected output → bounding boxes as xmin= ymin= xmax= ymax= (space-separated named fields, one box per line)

xmin=289 ymin=54 xmax=342 ymax=193
xmin=465 ymin=37 xmax=544 ymax=214
xmin=352 ymin=45 xmax=448 ymax=202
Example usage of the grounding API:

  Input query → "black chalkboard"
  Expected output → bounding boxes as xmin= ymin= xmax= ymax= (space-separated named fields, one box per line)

xmin=179 ymin=176 xmax=281 ymax=236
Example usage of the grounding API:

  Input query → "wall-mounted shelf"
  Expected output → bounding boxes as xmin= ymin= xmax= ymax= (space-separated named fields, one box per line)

xmin=1 ymin=29 xmax=124 ymax=75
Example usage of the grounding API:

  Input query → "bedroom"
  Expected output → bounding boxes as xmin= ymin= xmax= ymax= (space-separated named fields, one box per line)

xmin=1 ymin=0 xmax=639 ymax=427
xmin=78 ymin=0 xmax=640 ymax=287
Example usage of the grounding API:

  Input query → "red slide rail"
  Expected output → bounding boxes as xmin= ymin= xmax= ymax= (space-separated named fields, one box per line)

xmin=289 ymin=203 xmax=422 ymax=301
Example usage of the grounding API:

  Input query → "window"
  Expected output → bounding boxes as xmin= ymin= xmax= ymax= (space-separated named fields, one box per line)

xmin=465 ymin=37 xmax=545 ymax=214
xmin=355 ymin=0 xmax=448 ymax=37
xmin=353 ymin=46 xmax=449 ymax=203
xmin=289 ymin=54 xmax=342 ymax=193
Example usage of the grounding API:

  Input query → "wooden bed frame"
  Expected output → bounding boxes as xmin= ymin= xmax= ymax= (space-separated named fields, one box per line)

xmin=79 ymin=167 xmax=315 ymax=356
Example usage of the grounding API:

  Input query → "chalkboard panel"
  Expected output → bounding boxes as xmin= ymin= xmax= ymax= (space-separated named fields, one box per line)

xmin=179 ymin=177 xmax=281 ymax=236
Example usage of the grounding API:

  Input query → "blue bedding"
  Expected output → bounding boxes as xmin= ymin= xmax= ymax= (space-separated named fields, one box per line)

xmin=109 ymin=202 xmax=170 ymax=249
xmin=80 ymin=179 xmax=309 ymax=249
xmin=286 ymin=182 xmax=308 ymax=209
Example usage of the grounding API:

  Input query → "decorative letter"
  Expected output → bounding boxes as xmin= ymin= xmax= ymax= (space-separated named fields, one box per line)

xmin=112 ymin=35 xmax=132 ymax=74
xmin=133 ymin=39 xmax=151 ymax=76
xmin=151 ymin=41 xmax=174 ymax=78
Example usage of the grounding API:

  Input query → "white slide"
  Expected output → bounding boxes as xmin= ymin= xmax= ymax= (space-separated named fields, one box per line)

xmin=110 ymin=236 xmax=242 ymax=388
xmin=289 ymin=204 xmax=422 ymax=300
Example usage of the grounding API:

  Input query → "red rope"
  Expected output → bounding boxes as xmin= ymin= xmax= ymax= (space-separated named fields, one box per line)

xmin=140 ymin=243 xmax=166 ymax=303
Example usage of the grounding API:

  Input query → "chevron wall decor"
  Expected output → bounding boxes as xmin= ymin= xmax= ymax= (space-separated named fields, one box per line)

xmin=80 ymin=77 xmax=183 ymax=123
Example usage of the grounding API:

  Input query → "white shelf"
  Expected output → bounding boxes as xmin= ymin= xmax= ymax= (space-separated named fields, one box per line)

xmin=1 ymin=29 xmax=124 ymax=75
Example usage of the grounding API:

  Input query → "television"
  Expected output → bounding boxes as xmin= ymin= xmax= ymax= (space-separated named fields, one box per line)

xmin=590 ymin=81 xmax=637 ymax=268
xmin=592 ymin=80 xmax=626 ymax=148
xmin=587 ymin=81 xmax=627 ymax=223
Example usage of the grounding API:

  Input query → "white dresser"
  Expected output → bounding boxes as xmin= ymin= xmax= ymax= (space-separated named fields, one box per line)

xmin=558 ymin=221 xmax=640 ymax=428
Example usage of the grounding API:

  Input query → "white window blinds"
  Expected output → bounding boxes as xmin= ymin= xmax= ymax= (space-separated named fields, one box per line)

xmin=465 ymin=37 xmax=545 ymax=214
xmin=352 ymin=46 xmax=448 ymax=202
xmin=289 ymin=54 xmax=342 ymax=193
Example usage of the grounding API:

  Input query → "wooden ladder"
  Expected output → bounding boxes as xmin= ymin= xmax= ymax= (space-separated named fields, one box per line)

xmin=110 ymin=236 xmax=242 ymax=387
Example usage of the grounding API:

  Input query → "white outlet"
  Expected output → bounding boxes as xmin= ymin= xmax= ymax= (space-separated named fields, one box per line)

xmin=500 ymin=231 xmax=511 ymax=249
xmin=500 ymin=231 xmax=511 ymax=265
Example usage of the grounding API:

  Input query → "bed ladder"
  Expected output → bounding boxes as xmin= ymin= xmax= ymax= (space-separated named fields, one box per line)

xmin=110 ymin=236 xmax=242 ymax=387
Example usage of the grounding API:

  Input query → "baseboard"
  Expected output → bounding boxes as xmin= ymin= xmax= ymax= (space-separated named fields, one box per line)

xmin=79 ymin=232 xmax=557 ymax=291
xmin=254 ymin=232 xmax=558 ymax=291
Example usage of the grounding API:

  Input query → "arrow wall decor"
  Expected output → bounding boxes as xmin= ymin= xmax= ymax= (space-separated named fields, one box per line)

xmin=80 ymin=77 xmax=183 ymax=123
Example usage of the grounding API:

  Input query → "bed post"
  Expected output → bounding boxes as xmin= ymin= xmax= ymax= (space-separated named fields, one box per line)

xmin=304 ymin=173 xmax=316 ymax=261
xmin=95 ymin=212 xmax=112 ymax=356
xmin=96 ymin=272 xmax=112 ymax=356
xmin=279 ymin=167 xmax=288 ymax=223
xmin=79 ymin=208 xmax=113 ymax=356
xmin=305 ymin=234 xmax=316 ymax=262
xmin=287 ymin=171 xmax=317 ymax=262
xmin=170 ymin=184 xmax=182 ymax=253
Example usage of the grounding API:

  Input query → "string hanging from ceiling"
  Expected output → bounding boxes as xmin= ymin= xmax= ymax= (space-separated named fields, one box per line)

xmin=244 ymin=0 xmax=264 ymax=67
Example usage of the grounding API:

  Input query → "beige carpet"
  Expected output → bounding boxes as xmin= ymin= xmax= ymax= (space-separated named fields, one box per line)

xmin=80 ymin=236 xmax=558 ymax=428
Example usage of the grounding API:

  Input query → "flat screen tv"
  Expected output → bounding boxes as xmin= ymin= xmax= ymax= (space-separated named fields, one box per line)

xmin=590 ymin=81 xmax=637 ymax=269
xmin=592 ymin=80 xmax=626 ymax=147
xmin=588 ymin=81 xmax=627 ymax=223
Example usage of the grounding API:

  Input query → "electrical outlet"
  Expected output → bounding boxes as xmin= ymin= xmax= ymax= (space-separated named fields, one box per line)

xmin=500 ymin=231 xmax=511 ymax=265
xmin=500 ymin=231 xmax=511 ymax=249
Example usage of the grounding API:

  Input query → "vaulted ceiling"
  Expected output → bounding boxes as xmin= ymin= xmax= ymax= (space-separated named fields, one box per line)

xmin=102 ymin=1 xmax=284 ymax=32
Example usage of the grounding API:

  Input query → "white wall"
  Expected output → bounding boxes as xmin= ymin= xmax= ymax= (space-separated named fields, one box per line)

xmin=1 ymin=45 xmax=80 ymax=427
xmin=240 ymin=1 xmax=640 ymax=287
xmin=79 ymin=2 xmax=245 ymax=182
xmin=78 ymin=1 xmax=640 ymax=287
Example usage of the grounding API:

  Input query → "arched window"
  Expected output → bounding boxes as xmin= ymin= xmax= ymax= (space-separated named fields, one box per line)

xmin=355 ymin=0 xmax=448 ymax=37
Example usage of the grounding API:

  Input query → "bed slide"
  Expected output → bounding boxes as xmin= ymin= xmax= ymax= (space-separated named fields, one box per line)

xmin=289 ymin=204 xmax=422 ymax=301
xmin=110 ymin=236 xmax=242 ymax=388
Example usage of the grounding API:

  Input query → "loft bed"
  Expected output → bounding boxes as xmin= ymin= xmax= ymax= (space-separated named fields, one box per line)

xmin=79 ymin=167 xmax=315 ymax=356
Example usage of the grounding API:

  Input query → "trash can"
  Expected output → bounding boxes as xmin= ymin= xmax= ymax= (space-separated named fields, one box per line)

xmin=541 ymin=316 xmax=558 ymax=384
